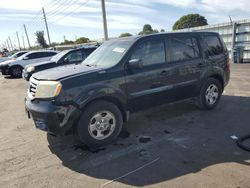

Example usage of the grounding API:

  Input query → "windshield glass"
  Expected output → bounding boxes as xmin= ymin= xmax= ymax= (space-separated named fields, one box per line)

xmin=10 ymin=52 xmax=25 ymax=58
xmin=10 ymin=52 xmax=18 ymax=58
xmin=17 ymin=53 xmax=29 ymax=60
xmin=51 ymin=50 xmax=71 ymax=63
xmin=83 ymin=39 xmax=133 ymax=67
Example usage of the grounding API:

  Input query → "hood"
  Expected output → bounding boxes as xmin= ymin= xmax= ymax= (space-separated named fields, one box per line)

xmin=0 ymin=59 xmax=16 ymax=66
xmin=0 ymin=57 xmax=10 ymax=63
xmin=27 ymin=60 xmax=54 ymax=68
xmin=32 ymin=63 xmax=104 ymax=81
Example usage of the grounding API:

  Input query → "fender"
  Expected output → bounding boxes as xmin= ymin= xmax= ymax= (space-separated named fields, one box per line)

xmin=75 ymin=83 xmax=127 ymax=110
xmin=200 ymin=66 xmax=224 ymax=87
xmin=8 ymin=60 xmax=25 ymax=69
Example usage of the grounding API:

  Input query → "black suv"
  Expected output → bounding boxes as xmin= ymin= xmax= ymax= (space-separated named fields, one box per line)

xmin=25 ymin=32 xmax=230 ymax=147
xmin=23 ymin=46 xmax=97 ymax=81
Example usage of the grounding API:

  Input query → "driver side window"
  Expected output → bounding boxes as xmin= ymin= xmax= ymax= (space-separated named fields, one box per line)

xmin=65 ymin=51 xmax=83 ymax=63
xmin=130 ymin=39 xmax=166 ymax=66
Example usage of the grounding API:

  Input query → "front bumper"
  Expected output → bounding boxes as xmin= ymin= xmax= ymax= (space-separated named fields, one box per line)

xmin=25 ymin=97 xmax=81 ymax=135
xmin=0 ymin=65 xmax=10 ymax=75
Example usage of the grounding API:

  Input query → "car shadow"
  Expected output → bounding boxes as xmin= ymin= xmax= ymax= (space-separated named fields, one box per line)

xmin=4 ymin=75 xmax=22 ymax=79
xmin=47 ymin=95 xmax=250 ymax=186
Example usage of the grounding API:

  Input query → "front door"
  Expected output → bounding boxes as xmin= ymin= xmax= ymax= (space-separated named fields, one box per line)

xmin=125 ymin=38 xmax=169 ymax=112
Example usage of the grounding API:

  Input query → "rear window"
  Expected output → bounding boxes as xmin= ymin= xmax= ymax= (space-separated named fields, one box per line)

xmin=203 ymin=35 xmax=224 ymax=56
xmin=170 ymin=36 xmax=200 ymax=62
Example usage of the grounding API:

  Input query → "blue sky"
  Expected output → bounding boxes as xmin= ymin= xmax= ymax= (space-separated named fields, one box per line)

xmin=1 ymin=0 xmax=250 ymax=48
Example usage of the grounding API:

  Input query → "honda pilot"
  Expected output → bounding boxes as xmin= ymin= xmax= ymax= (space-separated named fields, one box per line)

xmin=25 ymin=32 xmax=230 ymax=147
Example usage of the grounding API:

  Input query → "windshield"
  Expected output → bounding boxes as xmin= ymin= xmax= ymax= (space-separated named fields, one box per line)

xmin=83 ymin=39 xmax=133 ymax=67
xmin=10 ymin=52 xmax=23 ymax=58
xmin=9 ymin=53 xmax=17 ymax=58
xmin=17 ymin=53 xmax=28 ymax=60
xmin=51 ymin=50 xmax=71 ymax=63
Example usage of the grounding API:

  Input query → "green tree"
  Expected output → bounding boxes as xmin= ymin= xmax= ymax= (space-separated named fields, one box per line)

xmin=139 ymin=24 xmax=159 ymax=35
xmin=119 ymin=33 xmax=133 ymax=38
xmin=35 ymin=31 xmax=48 ymax=48
xmin=75 ymin=37 xmax=90 ymax=44
xmin=160 ymin=29 xmax=165 ymax=32
xmin=173 ymin=14 xmax=208 ymax=30
xmin=61 ymin=40 xmax=74 ymax=45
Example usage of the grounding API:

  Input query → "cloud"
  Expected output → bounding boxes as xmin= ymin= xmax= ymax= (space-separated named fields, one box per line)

xmin=1 ymin=0 xmax=250 ymax=45
xmin=200 ymin=0 xmax=250 ymax=13
xmin=0 ymin=0 xmax=49 ymax=11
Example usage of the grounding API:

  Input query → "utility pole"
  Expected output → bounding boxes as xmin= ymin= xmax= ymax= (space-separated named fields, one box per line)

xmin=101 ymin=0 xmax=108 ymax=40
xmin=42 ymin=7 xmax=51 ymax=46
xmin=23 ymin=24 xmax=31 ymax=49
xmin=4 ymin=41 xmax=7 ymax=50
xmin=6 ymin=40 xmax=11 ymax=51
xmin=229 ymin=15 xmax=233 ymax=24
xmin=22 ymin=35 xmax=26 ymax=49
xmin=8 ymin=36 xmax=14 ymax=51
xmin=16 ymin=31 xmax=21 ymax=50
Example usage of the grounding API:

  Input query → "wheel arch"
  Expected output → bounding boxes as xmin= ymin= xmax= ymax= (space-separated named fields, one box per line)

xmin=209 ymin=74 xmax=224 ymax=90
xmin=71 ymin=96 xmax=128 ymax=137
xmin=82 ymin=96 xmax=128 ymax=123
xmin=9 ymin=64 xmax=24 ymax=77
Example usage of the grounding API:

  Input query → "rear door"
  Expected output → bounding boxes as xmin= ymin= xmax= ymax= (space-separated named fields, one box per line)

xmin=22 ymin=52 xmax=44 ymax=67
xmin=23 ymin=52 xmax=56 ymax=66
xmin=168 ymin=34 xmax=204 ymax=99
xmin=38 ymin=52 xmax=57 ymax=62
xmin=202 ymin=33 xmax=227 ymax=66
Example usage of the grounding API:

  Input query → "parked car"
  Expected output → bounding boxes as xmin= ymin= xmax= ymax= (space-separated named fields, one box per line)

xmin=23 ymin=46 xmax=97 ymax=81
xmin=1 ymin=50 xmax=58 ymax=78
xmin=0 ymin=51 xmax=28 ymax=63
xmin=25 ymin=32 xmax=230 ymax=147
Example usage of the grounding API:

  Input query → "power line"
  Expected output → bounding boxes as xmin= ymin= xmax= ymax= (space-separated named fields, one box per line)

xmin=1 ymin=0 xmax=94 ymax=49
xmin=49 ymin=0 xmax=91 ymax=23
xmin=46 ymin=0 xmax=81 ymax=20
xmin=46 ymin=0 xmax=75 ymax=16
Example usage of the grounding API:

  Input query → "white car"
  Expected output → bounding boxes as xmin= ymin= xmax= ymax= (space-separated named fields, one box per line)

xmin=0 ymin=51 xmax=28 ymax=63
xmin=1 ymin=50 xmax=58 ymax=78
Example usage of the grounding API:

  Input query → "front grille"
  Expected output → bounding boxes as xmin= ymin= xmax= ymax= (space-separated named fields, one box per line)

xmin=28 ymin=77 xmax=38 ymax=99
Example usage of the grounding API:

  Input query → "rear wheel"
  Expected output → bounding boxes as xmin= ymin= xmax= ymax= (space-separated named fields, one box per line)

xmin=10 ymin=66 xmax=23 ymax=78
xmin=76 ymin=100 xmax=123 ymax=147
xmin=197 ymin=78 xmax=222 ymax=110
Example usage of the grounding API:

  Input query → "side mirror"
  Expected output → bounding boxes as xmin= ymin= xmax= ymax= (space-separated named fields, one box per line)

xmin=128 ymin=59 xmax=143 ymax=69
xmin=23 ymin=56 xmax=29 ymax=60
xmin=64 ymin=57 xmax=69 ymax=63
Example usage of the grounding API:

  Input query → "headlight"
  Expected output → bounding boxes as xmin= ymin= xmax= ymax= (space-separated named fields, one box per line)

xmin=35 ymin=81 xmax=62 ymax=99
xmin=27 ymin=66 xmax=35 ymax=72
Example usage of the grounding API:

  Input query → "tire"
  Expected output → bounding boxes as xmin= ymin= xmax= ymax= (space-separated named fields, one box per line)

xmin=76 ymin=100 xmax=123 ymax=147
xmin=197 ymin=78 xmax=222 ymax=110
xmin=10 ymin=66 xmax=23 ymax=78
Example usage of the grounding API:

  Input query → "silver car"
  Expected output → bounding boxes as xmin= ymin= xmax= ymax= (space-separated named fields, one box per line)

xmin=1 ymin=50 xmax=58 ymax=78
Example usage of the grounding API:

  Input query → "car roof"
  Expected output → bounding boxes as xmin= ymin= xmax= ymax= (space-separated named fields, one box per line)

xmin=114 ymin=31 xmax=219 ymax=42
xmin=64 ymin=46 xmax=97 ymax=53
xmin=24 ymin=50 xmax=58 ymax=55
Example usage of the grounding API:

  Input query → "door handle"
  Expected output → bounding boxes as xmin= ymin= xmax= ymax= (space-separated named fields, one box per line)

xmin=198 ymin=63 xmax=203 ymax=67
xmin=160 ymin=70 xmax=168 ymax=75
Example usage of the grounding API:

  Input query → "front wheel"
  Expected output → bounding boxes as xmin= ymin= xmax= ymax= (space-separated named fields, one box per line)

xmin=76 ymin=100 xmax=123 ymax=147
xmin=10 ymin=66 xmax=23 ymax=78
xmin=197 ymin=78 xmax=222 ymax=110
